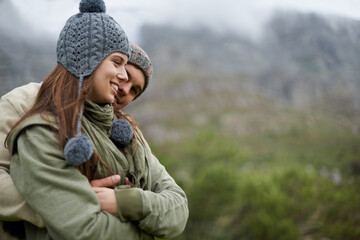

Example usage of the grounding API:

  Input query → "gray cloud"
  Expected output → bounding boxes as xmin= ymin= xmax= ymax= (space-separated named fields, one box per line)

xmin=10 ymin=0 xmax=360 ymax=41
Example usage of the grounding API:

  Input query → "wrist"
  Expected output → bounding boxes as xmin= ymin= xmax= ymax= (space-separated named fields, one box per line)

xmin=114 ymin=187 xmax=143 ymax=222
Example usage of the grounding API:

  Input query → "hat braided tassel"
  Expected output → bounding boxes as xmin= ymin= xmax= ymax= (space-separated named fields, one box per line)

xmin=64 ymin=76 xmax=94 ymax=166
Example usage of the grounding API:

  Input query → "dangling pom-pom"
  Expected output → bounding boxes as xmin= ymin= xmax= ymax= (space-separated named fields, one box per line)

xmin=64 ymin=134 xmax=94 ymax=166
xmin=79 ymin=0 xmax=106 ymax=13
xmin=110 ymin=119 xmax=133 ymax=146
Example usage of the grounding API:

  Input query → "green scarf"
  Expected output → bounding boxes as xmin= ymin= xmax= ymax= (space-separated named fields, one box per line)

xmin=81 ymin=100 xmax=149 ymax=189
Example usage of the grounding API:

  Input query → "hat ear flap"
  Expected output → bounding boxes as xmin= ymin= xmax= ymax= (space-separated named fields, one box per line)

xmin=64 ymin=134 xmax=94 ymax=166
xmin=110 ymin=119 xmax=133 ymax=146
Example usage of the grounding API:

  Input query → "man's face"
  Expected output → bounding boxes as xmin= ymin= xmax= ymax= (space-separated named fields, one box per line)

xmin=114 ymin=64 xmax=145 ymax=109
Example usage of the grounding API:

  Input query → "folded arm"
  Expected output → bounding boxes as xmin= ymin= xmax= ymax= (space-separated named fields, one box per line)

xmin=9 ymin=124 xmax=149 ymax=240
xmin=114 ymin=134 xmax=189 ymax=239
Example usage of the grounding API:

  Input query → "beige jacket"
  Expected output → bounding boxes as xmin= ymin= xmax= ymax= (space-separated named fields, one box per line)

xmin=0 ymin=82 xmax=43 ymax=239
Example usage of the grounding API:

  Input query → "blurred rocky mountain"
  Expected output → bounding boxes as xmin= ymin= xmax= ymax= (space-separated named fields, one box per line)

xmin=261 ymin=12 xmax=360 ymax=111
xmin=1 ymin=0 xmax=359 ymax=131
xmin=0 ymin=0 xmax=55 ymax=96
xmin=127 ymin=12 xmax=360 ymax=140
xmin=135 ymin=11 xmax=360 ymax=113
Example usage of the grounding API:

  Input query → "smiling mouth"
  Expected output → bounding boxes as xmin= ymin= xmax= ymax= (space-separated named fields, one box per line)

xmin=110 ymin=83 xmax=119 ymax=92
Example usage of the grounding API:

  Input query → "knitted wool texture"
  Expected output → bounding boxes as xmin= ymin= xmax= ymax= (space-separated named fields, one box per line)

xmin=64 ymin=134 xmax=93 ymax=165
xmin=110 ymin=119 xmax=133 ymax=146
xmin=129 ymin=43 xmax=153 ymax=98
xmin=59 ymin=0 xmax=131 ymax=165
xmin=57 ymin=0 xmax=130 ymax=78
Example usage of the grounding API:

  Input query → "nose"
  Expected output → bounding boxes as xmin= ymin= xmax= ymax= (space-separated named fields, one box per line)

xmin=118 ymin=81 xmax=131 ymax=96
xmin=116 ymin=66 xmax=128 ymax=83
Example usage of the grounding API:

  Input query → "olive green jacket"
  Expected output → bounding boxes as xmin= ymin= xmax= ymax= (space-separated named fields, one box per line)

xmin=1 ymin=83 xmax=188 ymax=239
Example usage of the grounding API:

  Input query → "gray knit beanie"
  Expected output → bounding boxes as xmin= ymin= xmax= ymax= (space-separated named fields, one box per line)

xmin=57 ymin=0 xmax=130 ymax=78
xmin=128 ymin=43 xmax=153 ymax=98
xmin=62 ymin=0 xmax=131 ymax=166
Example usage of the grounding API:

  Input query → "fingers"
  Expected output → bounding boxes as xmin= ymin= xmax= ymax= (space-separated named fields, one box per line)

xmin=90 ymin=175 xmax=134 ymax=189
xmin=92 ymin=187 xmax=102 ymax=193
xmin=92 ymin=187 xmax=112 ymax=193
xmin=125 ymin=177 xmax=134 ymax=188
xmin=90 ymin=175 xmax=121 ymax=187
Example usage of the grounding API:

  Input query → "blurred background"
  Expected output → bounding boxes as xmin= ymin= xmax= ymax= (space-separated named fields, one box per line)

xmin=1 ymin=0 xmax=360 ymax=239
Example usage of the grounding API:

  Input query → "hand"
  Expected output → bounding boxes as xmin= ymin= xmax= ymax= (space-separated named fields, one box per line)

xmin=90 ymin=175 xmax=121 ymax=187
xmin=92 ymin=176 xmax=133 ymax=216
xmin=125 ymin=177 xmax=134 ymax=188
xmin=92 ymin=187 xmax=119 ymax=216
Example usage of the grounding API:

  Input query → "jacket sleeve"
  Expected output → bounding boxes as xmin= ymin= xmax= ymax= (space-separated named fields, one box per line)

xmin=9 ymin=124 xmax=150 ymax=240
xmin=0 ymin=82 xmax=44 ymax=227
xmin=114 ymin=135 xmax=189 ymax=239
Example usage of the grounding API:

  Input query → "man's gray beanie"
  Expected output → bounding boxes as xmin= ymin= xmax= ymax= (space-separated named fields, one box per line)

xmin=56 ymin=0 xmax=130 ymax=78
xmin=128 ymin=43 xmax=153 ymax=99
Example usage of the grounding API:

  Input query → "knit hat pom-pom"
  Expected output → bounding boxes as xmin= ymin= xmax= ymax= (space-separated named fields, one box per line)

xmin=79 ymin=0 xmax=106 ymax=13
xmin=110 ymin=119 xmax=133 ymax=146
xmin=64 ymin=134 xmax=94 ymax=166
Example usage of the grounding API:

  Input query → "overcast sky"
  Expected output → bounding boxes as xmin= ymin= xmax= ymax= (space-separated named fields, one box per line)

xmin=10 ymin=0 xmax=360 ymax=41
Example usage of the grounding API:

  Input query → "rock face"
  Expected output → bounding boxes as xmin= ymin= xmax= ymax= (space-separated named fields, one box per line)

xmin=137 ymin=11 xmax=360 ymax=113
xmin=0 ymin=0 xmax=55 ymax=96
xmin=1 ymin=3 xmax=359 ymax=120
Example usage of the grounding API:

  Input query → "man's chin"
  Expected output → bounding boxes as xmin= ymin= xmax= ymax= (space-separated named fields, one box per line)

xmin=112 ymin=102 xmax=125 ymax=109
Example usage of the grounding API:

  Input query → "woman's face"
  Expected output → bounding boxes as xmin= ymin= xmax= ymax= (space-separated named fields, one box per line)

xmin=114 ymin=63 xmax=146 ymax=109
xmin=89 ymin=52 xmax=128 ymax=104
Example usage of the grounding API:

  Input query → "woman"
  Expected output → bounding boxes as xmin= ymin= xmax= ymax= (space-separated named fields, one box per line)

xmin=5 ymin=0 xmax=188 ymax=239
xmin=1 ymin=43 xmax=186 ymax=240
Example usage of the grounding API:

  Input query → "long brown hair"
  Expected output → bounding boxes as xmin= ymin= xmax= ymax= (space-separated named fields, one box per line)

xmin=7 ymin=63 xmax=146 ymax=180
xmin=7 ymin=63 xmax=104 ymax=179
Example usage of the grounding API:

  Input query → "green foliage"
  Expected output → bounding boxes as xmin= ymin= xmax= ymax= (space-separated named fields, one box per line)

xmin=182 ymin=128 xmax=249 ymax=171
xmin=152 ymin=111 xmax=360 ymax=240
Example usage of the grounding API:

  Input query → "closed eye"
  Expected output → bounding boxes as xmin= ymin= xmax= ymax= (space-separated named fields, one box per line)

xmin=111 ymin=53 xmax=127 ymax=67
